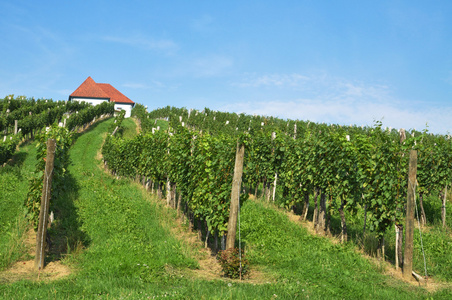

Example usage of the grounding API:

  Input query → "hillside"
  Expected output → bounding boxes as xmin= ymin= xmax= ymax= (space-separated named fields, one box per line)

xmin=0 ymin=117 xmax=451 ymax=299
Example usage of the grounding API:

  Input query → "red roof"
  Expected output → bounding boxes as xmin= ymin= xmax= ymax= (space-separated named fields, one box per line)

xmin=69 ymin=76 xmax=134 ymax=104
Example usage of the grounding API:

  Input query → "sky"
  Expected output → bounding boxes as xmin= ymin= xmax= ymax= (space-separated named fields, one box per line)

xmin=1 ymin=1 xmax=452 ymax=134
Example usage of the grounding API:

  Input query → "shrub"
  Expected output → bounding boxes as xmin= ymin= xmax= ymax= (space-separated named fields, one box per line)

xmin=217 ymin=247 xmax=249 ymax=279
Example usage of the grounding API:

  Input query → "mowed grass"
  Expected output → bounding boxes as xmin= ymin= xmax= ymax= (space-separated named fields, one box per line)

xmin=0 ymin=118 xmax=451 ymax=299
xmin=0 ymin=141 xmax=37 ymax=270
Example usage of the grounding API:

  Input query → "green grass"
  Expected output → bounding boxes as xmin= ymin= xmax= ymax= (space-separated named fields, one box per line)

xmin=0 ymin=141 xmax=37 ymax=270
xmin=121 ymin=117 xmax=138 ymax=139
xmin=1 ymin=118 xmax=451 ymax=299
xmin=275 ymin=182 xmax=452 ymax=283
xmin=240 ymin=200 xmax=432 ymax=299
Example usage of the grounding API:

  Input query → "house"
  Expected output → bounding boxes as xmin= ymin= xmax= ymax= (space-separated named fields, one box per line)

xmin=68 ymin=76 xmax=135 ymax=118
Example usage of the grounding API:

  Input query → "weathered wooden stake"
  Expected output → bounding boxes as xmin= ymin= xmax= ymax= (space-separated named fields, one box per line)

xmin=35 ymin=139 xmax=56 ymax=270
xmin=316 ymin=191 xmax=326 ymax=234
xmin=166 ymin=177 xmax=171 ymax=206
xmin=313 ymin=187 xmax=319 ymax=229
xmin=395 ymin=224 xmax=399 ymax=269
xmin=177 ymin=193 xmax=182 ymax=217
xmin=395 ymin=224 xmax=400 ymax=266
xmin=270 ymin=132 xmax=277 ymax=202
xmin=442 ymin=184 xmax=448 ymax=228
xmin=111 ymin=126 xmax=119 ymax=136
xmin=301 ymin=192 xmax=309 ymax=221
xmin=226 ymin=142 xmax=245 ymax=250
xmin=403 ymin=149 xmax=417 ymax=279
xmin=396 ymin=128 xmax=406 ymax=269
xmin=272 ymin=173 xmax=278 ymax=202
xmin=395 ymin=224 xmax=403 ymax=270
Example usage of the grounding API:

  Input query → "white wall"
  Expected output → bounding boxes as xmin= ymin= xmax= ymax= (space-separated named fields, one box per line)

xmin=114 ymin=103 xmax=133 ymax=118
xmin=72 ymin=97 xmax=108 ymax=106
xmin=71 ymin=97 xmax=134 ymax=118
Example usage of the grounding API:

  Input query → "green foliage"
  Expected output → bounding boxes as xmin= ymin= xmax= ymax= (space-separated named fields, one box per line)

xmin=217 ymin=248 xmax=249 ymax=279
xmin=134 ymin=106 xmax=452 ymax=241
xmin=24 ymin=125 xmax=73 ymax=229
xmin=0 ymin=96 xmax=91 ymax=137
xmin=0 ymin=96 xmax=108 ymax=164
xmin=65 ymin=101 xmax=114 ymax=131
xmin=102 ymin=125 xmax=242 ymax=235
xmin=0 ymin=133 xmax=22 ymax=165
xmin=108 ymin=109 xmax=126 ymax=134
xmin=2 ymin=117 xmax=451 ymax=299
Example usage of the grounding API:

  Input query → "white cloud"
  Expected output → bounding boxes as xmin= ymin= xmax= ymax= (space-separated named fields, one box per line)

xmin=220 ymin=98 xmax=452 ymax=134
xmin=102 ymin=35 xmax=178 ymax=53
xmin=234 ymin=73 xmax=310 ymax=88
xmin=221 ymin=72 xmax=452 ymax=134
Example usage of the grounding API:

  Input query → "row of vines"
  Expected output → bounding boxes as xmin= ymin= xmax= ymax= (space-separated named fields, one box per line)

xmin=111 ymin=104 xmax=452 ymax=255
xmin=0 ymin=94 xmax=117 ymax=227
xmin=102 ymin=123 xmax=245 ymax=243
xmin=0 ymin=95 xmax=114 ymax=167
xmin=24 ymin=101 xmax=115 ymax=227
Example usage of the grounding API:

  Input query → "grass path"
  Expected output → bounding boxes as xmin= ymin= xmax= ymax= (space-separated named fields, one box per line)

xmin=0 ymin=140 xmax=38 ymax=271
xmin=1 ymin=118 xmax=451 ymax=299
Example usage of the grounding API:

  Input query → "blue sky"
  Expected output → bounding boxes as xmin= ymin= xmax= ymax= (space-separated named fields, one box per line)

xmin=1 ymin=1 xmax=452 ymax=134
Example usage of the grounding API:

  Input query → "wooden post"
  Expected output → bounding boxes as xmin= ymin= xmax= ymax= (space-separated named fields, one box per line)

xmin=395 ymin=224 xmax=399 ymax=269
xmin=396 ymin=128 xmax=406 ymax=269
xmin=313 ymin=187 xmax=319 ymax=229
xmin=316 ymin=191 xmax=326 ymax=234
xmin=272 ymin=173 xmax=278 ymax=202
xmin=271 ymin=132 xmax=277 ymax=202
xmin=171 ymin=183 xmax=176 ymax=209
xmin=403 ymin=149 xmax=417 ymax=279
xmin=301 ymin=191 xmax=309 ymax=221
xmin=442 ymin=184 xmax=447 ymax=228
xmin=226 ymin=142 xmax=245 ymax=250
xmin=111 ymin=126 xmax=119 ymax=136
xmin=14 ymin=120 xmax=18 ymax=135
xmin=35 ymin=139 xmax=56 ymax=270
xmin=395 ymin=224 xmax=403 ymax=270
xmin=166 ymin=177 xmax=171 ymax=206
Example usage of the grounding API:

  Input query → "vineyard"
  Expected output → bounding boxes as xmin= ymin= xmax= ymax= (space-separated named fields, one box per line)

xmin=0 ymin=95 xmax=114 ymax=165
xmin=104 ymin=105 xmax=452 ymax=258
xmin=1 ymin=97 xmax=452 ymax=298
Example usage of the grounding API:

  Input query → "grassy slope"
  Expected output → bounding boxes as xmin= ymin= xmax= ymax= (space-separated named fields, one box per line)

xmin=0 ymin=141 xmax=36 ymax=270
xmin=1 ymin=118 xmax=451 ymax=299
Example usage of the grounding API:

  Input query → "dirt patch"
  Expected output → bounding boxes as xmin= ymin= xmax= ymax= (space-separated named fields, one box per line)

xmin=96 ymin=132 xmax=108 ymax=162
xmin=131 ymin=117 xmax=141 ymax=134
xmin=0 ymin=228 xmax=72 ymax=284
xmin=1 ymin=260 xmax=71 ymax=284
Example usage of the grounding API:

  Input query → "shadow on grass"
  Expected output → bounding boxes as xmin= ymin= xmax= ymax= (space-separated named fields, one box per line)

xmin=45 ymin=118 xmax=112 ymax=261
xmin=46 ymin=163 xmax=91 ymax=263
xmin=1 ymin=150 xmax=28 ymax=174
xmin=10 ymin=151 xmax=28 ymax=167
